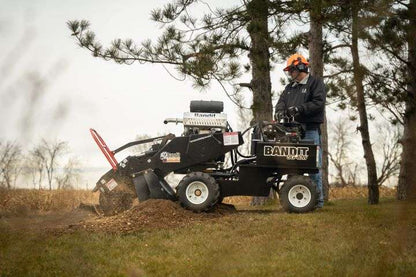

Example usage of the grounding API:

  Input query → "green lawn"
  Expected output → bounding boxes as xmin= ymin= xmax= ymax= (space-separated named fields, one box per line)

xmin=1 ymin=198 xmax=415 ymax=276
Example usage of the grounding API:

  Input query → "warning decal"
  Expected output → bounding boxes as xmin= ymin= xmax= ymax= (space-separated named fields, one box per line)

xmin=223 ymin=132 xmax=239 ymax=146
xmin=106 ymin=179 xmax=118 ymax=191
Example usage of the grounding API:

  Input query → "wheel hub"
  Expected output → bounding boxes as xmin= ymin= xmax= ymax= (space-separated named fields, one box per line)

xmin=288 ymin=184 xmax=312 ymax=208
xmin=186 ymin=181 xmax=209 ymax=205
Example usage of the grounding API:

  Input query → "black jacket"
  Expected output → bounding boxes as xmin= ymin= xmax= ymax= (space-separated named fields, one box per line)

xmin=275 ymin=74 xmax=326 ymax=124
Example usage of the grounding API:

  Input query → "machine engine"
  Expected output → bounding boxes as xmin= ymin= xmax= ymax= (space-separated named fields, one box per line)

xmin=165 ymin=100 xmax=228 ymax=135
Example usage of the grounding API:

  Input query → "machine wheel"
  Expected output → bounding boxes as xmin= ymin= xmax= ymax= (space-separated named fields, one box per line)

xmin=279 ymin=175 xmax=318 ymax=213
xmin=177 ymin=172 xmax=220 ymax=212
xmin=99 ymin=191 xmax=134 ymax=216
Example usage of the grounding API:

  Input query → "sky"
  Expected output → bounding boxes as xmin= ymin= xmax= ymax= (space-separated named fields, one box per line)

xmin=0 ymin=0 xmax=289 ymax=188
xmin=1 ymin=0 xmax=388 ymax=189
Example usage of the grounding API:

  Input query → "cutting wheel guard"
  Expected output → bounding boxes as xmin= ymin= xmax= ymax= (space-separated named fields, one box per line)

xmin=90 ymin=128 xmax=118 ymax=171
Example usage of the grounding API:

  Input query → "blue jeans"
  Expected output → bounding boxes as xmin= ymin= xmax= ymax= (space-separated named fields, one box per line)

xmin=304 ymin=129 xmax=324 ymax=207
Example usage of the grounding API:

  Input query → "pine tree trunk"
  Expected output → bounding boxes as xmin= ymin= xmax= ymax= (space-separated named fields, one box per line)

xmin=247 ymin=0 xmax=272 ymax=205
xmin=351 ymin=3 xmax=379 ymax=204
xmin=397 ymin=0 xmax=416 ymax=200
xmin=247 ymin=0 xmax=272 ymax=121
xmin=398 ymin=102 xmax=416 ymax=200
xmin=309 ymin=0 xmax=329 ymax=202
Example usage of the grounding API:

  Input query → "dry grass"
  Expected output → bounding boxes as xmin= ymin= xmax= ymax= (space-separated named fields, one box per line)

xmin=328 ymin=186 xmax=396 ymax=200
xmin=0 ymin=189 xmax=98 ymax=216
xmin=224 ymin=185 xmax=397 ymax=204
xmin=0 ymin=186 xmax=396 ymax=216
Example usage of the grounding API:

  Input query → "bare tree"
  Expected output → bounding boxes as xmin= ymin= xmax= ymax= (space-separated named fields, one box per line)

xmin=329 ymin=117 xmax=402 ymax=188
xmin=33 ymin=139 xmax=68 ymax=190
xmin=328 ymin=115 xmax=368 ymax=187
xmin=347 ymin=163 xmax=362 ymax=187
xmin=328 ymin=117 xmax=352 ymax=187
xmin=0 ymin=141 xmax=23 ymax=189
xmin=22 ymin=159 xmax=38 ymax=189
xmin=27 ymin=146 xmax=47 ymax=189
xmin=55 ymin=157 xmax=81 ymax=190
xmin=374 ymin=124 xmax=402 ymax=187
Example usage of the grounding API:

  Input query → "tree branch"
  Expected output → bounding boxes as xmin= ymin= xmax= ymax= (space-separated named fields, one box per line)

xmin=323 ymin=69 xmax=353 ymax=79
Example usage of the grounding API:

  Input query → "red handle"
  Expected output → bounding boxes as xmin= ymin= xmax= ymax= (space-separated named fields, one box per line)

xmin=90 ymin=128 xmax=118 ymax=171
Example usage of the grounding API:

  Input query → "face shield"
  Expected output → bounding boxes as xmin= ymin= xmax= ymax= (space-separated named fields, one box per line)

xmin=284 ymin=65 xmax=300 ymax=81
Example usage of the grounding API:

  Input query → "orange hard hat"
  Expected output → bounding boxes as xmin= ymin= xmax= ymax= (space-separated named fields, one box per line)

xmin=283 ymin=53 xmax=309 ymax=71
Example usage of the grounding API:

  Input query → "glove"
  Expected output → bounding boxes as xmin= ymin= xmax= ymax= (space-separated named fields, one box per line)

xmin=287 ymin=106 xmax=300 ymax=117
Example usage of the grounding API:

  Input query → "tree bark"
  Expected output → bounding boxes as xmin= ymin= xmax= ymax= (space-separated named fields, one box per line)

xmin=321 ymin=119 xmax=329 ymax=200
xmin=309 ymin=0 xmax=329 ymax=202
xmin=247 ymin=0 xmax=273 ymax=121
xmin=397 ymin=0 xmax=416 ymax=200
xmin=351 ymin=3 xmax=379 ymax=204
xmin=247 ymin=0 xmax=273 ymax=205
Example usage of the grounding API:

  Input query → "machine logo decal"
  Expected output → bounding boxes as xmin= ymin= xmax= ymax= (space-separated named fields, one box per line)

xmin=264 ymin=145 xmax=309 ymax=161
xmin=194 ymin=112 xmax=216 ymax=118
xmin=160 ymin=151 xmax=181 ymax=163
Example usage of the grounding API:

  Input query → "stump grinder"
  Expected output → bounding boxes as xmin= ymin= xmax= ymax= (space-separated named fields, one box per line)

xmin=91 ymin=100 xmax=320 ymax=215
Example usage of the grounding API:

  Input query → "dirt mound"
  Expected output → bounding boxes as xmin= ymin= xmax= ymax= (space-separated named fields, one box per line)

xmin=98 ymin=191 xmax=135 ymax=216
xmin=67 ymin=199 xmax=236 ymax=234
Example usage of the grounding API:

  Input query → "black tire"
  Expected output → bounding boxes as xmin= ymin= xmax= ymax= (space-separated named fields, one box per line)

xmin=99 ymin=191 xmax=134 ymax=216
xmin=177 ymin=172 xmax=220 ymax=212
xmin=279 ymin=175 xmax=318 ymax=213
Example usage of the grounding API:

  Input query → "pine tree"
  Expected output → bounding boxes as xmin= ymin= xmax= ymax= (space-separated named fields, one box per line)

xmin=321 ymin=0 xmax=382 ymax=203
xmin=309 ymin=0 xmax=329 ymax=201
xmin=67 ymin=1 xmax=304 ymax=121
xmin=366 ymin=0 xmax=416 ymax=200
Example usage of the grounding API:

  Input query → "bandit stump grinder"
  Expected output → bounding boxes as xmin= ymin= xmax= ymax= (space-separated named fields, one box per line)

xmin=91 ymin=100 xmax=320 ymax=215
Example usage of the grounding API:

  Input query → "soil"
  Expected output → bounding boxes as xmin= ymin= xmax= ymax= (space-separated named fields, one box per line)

xmin=99 ymin=190 xmax=135 ymax=216
xmin=1 ymin=200 xmax=236 ymax=234
xmin=67 ymin=200 xmax=236 ymax=234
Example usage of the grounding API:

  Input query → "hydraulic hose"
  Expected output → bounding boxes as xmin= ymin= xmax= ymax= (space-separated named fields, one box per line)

xmin=236 ymin=123 xmax=258 ymax=159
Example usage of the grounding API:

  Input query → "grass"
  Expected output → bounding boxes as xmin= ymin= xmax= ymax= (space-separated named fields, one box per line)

xmin=0 ymin=186 xmax=396 ymax=216
xmin=1 ymin=197 xmax=415 ymax=276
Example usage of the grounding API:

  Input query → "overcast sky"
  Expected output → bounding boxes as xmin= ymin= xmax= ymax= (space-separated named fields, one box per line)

xmin=2 ymin=0 xmax=372 ymax=188
xmin=0 ymin=0 xmax=278 ymax=187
